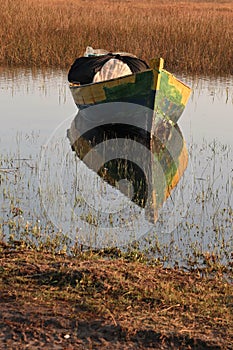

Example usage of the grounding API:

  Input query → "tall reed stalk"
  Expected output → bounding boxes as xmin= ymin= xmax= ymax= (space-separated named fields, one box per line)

xmin=1 ymin=0 xmax=233 ymax=75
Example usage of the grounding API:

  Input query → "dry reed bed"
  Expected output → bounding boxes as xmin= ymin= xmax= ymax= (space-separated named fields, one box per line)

xmin=1 ymin=0 xmax=233 ymax=75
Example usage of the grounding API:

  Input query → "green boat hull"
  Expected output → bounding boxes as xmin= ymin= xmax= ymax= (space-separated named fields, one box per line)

xmin=69 ymin=58 xmax=191 ymax=126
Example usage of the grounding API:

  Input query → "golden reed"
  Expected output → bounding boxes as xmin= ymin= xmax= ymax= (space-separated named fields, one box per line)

xmin=0 ymin=0 xmax=233 ymax=75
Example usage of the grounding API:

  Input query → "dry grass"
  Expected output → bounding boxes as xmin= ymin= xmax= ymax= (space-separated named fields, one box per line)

xmin=0 ymin=247 xmax=232 ymax=348
xmin=0 ymin=0 xmax=233 ymax=75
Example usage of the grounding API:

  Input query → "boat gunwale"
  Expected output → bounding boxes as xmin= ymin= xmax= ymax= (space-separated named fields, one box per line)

xmin=69 ymin=68 xmax=158 ymax=90
xmin=69 ymin=67 xmax=191 ymax=95
xmin=162 ymin=69 xmax=192 ymax=90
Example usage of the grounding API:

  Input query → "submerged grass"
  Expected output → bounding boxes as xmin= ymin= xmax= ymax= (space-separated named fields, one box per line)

xmin=0 ymin=0 xmax=233 ymax=75
xmin=0 ymin=133 xmax=232 ymax=268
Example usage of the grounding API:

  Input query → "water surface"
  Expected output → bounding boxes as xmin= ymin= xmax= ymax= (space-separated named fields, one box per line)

xmin=0 ymin=69 xmax=232 ymax=266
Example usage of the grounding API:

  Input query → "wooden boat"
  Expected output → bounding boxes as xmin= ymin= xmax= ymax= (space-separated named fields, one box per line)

xmin=69 ymin=56 xmax=191 ymax=126
xmin=67 ymin=113 xmax=188 ymax=223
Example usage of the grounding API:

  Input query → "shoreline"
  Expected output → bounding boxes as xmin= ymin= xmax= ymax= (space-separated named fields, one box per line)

xmin=0 ymin=246 xmax=232 ymax=349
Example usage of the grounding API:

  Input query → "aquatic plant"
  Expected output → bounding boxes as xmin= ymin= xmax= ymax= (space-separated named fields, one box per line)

xmin=0 ymin=0 xmax=233 ymax=75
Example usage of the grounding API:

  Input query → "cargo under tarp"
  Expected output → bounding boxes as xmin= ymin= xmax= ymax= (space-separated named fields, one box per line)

xmin=68 ymin=48 xmax=149 ymax=85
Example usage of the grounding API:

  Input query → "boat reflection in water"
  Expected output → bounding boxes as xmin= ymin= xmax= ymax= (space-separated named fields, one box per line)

xmin=67 ymin=105 xmax=188 ymax=225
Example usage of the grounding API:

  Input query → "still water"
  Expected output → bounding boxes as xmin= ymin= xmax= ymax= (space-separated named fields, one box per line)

xmin=0 ymin=68 xmax=232 ymax=266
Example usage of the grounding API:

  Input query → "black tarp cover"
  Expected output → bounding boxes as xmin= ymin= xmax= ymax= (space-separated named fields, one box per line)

xmin=68 ymin=53 xmax=149 ymax=84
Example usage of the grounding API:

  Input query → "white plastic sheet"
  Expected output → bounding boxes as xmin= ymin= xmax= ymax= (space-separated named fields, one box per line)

xmin=93 ymin=59 xmax=132 ymax=82
xmin=84 ymin=46 xmax=137 ymax=82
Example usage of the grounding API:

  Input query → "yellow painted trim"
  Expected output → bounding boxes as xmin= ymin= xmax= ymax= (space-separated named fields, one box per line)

xmin=149 ymin=58 xmax=164 ymax=91
xmin=71 ymin=73 xmax=137 ymax=105
xmin=163 ymin=70 xmax=191 ymax=105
